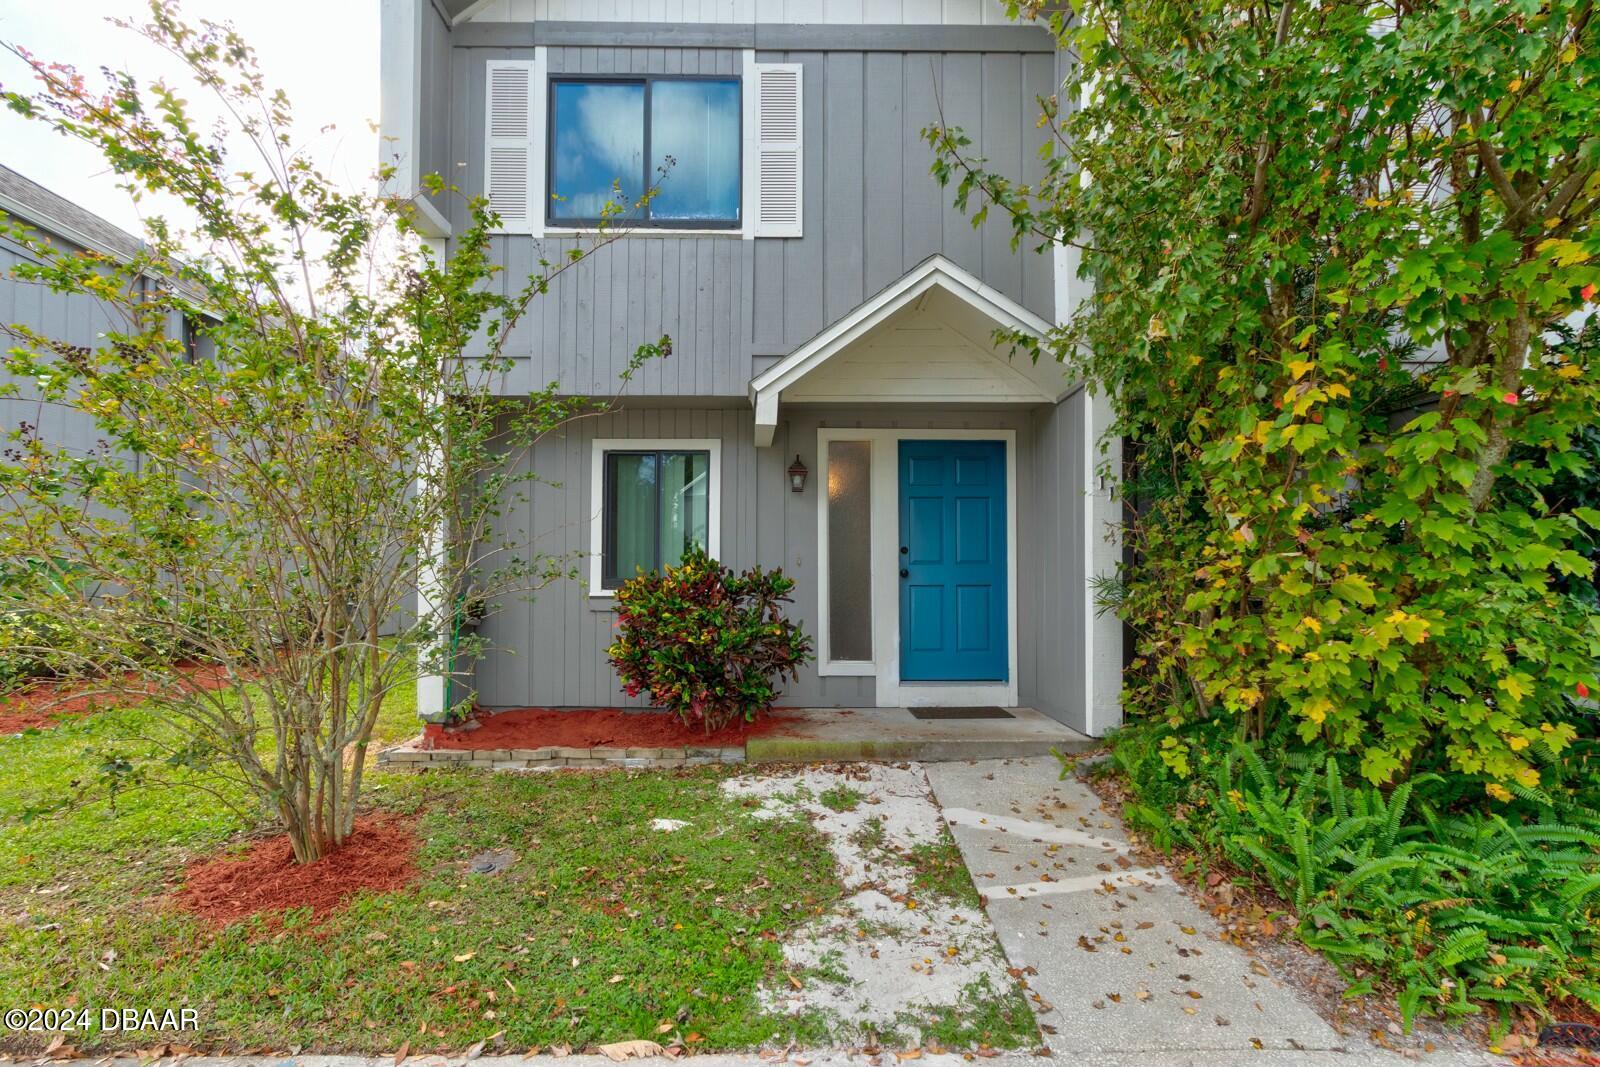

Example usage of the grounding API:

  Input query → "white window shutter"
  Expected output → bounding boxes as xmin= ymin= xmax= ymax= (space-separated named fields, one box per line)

xmin=484 ymin=53 xmax=545 ymax=236
xmin=744 ymin=60 xmax=803 ymax=239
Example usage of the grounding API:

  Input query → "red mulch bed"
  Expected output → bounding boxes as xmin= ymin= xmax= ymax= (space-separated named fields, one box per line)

xmin=0 ymin=661 xmax=241 ymax=734
xmin=172 ymin=814 xmax=418 ymax=927
xmin=423 ymin=706 xmax=806 ymax=750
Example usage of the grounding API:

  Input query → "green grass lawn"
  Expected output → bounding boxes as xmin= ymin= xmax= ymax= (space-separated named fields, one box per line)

xmin=0 ymin=691 xmax=856 ymax=1055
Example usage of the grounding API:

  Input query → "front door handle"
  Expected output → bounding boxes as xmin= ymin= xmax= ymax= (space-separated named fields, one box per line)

xmin=899 ymin=568 xmax=909 ymax=579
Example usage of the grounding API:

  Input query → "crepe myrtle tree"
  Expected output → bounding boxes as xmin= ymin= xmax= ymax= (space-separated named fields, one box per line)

xmin=0 ymin=3 xmax=665 ymax=862
xmin=927 ymin=0 xmax=1600 ymax=792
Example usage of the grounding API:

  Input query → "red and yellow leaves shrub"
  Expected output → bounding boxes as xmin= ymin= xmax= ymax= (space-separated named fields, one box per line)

xmin=606 ymin=548 xmax=813 ymax=733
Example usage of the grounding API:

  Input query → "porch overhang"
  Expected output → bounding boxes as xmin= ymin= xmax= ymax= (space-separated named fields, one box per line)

xmin=748 ymin=255 xmax=1065 ymax=447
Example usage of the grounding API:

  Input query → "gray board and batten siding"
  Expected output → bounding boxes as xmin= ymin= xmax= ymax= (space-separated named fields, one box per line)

xmin=468 ymin=396 xmax=1092 ymax=729
xmin=420 ymin=15 xmax=1059 ymax=399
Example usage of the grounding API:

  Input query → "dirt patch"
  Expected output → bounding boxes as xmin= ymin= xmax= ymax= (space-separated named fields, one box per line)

xmin=173 ymin=814 xmax=418 ymax=926
xmin=723 ymin=763 xmax=1023 ymax=1037
xmin=0 ymin=661 xmax=243 ymax=734
xmin=423 ymin=706 xmax=804 ymax=750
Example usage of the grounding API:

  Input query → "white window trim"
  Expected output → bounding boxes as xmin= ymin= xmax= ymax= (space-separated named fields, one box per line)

xmin=519 ymin=49 xmax=796 ymax=240
xmin=587 ymin=438 xmax=722 ymax=599
xmin=816 ymin=427 xmax=1019 ymax=707
xmin=544 ymin=63 xmax=749 ymax=237
xmin=740 ymin=49 xmax=758 ymax=241
xmin=541 ymin=226 xmax=746 ymax=240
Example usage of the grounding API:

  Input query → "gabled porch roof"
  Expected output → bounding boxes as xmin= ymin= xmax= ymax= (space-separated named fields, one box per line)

xmin=748 ymin=255 xmax=1067 ymax=447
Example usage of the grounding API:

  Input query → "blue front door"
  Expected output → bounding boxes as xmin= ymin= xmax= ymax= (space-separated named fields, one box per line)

xmin=898 ymin=439 xmax=1008 ymax=682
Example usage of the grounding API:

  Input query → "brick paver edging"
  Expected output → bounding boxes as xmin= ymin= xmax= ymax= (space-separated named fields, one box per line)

xmin=378 ymin=740 xmax=745 ymax=771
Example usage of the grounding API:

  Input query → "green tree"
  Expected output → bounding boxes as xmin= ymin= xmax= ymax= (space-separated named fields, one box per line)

xmin=928 ymin=0 xmax=1600 ymax=790
xmin=0 ymin=2 xmax=664 ymax=861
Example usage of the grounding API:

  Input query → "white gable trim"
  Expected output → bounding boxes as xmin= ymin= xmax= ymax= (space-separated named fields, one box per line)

xmin=749 ymin=255 xmax=1062 ymax=447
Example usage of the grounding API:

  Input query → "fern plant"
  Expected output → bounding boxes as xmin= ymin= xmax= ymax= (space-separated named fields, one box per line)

xmin=1178 ymin=744 xmax=1600 ymax=1030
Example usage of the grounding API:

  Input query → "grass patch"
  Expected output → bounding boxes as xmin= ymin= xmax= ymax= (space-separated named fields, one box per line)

xmin=907 ymin=831 xmax=981 ymax=908
xmin=818 ymin=784 xmax=863 ymax=813
xmin=0 ymin=690 xmax=847 ymax=1054
xmin=848 ymin=815 xmax=886 ymax=853
xmin=912 ymin=976 xmax=1040 ymax=1050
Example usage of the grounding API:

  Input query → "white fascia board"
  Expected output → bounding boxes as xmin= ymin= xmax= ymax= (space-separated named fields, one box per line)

xmin=395 ymin=193 xmax=454 ymax=238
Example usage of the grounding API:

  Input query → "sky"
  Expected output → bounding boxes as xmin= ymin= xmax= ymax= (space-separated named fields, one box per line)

xmin=0 ymin=0 xmax=380 ymax=240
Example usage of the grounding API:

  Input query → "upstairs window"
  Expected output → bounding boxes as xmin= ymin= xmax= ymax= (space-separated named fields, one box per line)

xmin=549 ymin=77 xmax=740 ymax=228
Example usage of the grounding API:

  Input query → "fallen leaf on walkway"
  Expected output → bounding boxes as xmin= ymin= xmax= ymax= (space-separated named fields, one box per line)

xmin=392 ymin=1040 xmax=409 ymax=1065
xmin=598 ymin=1040 xmax=664 ymax=1061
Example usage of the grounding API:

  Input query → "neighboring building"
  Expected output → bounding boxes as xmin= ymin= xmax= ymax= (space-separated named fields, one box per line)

xmin=0 ymin=165 xmax=211 ymax=478
xmin=381 ymin=1 xmax=1122 ymax=735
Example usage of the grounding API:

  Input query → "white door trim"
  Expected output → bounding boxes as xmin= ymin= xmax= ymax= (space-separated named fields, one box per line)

xmin=816 ymin=427 xmax=1019 ymax=707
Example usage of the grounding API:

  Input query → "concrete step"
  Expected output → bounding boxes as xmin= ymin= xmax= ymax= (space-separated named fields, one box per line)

xmin=746 ymin=706 xmax=1099 ymax=764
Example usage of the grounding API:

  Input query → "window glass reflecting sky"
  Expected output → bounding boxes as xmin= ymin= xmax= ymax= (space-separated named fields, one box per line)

xmin=550 ymin=79 xmax=739 ymax=224
xmin=550 ymin=81 xmax=643 ymax=220
xmin=651 ymin=80 xmax=739 ymax=221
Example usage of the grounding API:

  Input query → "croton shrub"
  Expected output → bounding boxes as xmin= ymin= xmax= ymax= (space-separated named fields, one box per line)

xmin=606 ymin=548 xmax=814 ymax=732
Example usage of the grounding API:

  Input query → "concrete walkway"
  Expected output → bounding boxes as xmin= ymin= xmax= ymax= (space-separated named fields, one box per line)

xmin=923 ymin=757 xmax=1504 ymax=1067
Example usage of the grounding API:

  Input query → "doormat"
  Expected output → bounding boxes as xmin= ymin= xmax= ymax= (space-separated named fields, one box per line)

xmin=907 ymin=707 xmax=1013 ymax=720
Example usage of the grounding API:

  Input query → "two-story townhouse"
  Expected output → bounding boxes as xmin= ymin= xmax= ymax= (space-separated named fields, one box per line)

xmin=381 ymin=0 xmax=1122 ymax=737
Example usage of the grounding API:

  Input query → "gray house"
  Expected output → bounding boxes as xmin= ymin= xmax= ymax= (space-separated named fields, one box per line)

xmin=381 ymin=0 xmax=1122 ymax=737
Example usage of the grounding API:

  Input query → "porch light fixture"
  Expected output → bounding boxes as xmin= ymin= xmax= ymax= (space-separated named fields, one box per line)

xmin=787 ymin=454 xmax=809 ymax=493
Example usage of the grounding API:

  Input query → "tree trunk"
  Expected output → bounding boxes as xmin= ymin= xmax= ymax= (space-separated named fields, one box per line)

xmin=1465 ymin=307 xmax=1532 ymax=511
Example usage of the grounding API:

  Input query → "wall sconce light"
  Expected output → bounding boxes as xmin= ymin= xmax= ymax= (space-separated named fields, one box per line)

xmin=787 ymin=454 xmax=809 ymax=493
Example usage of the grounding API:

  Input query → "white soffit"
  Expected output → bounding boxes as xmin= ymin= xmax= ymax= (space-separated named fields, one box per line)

xmin=749 ymin=254 xmax=1065 ymax=446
